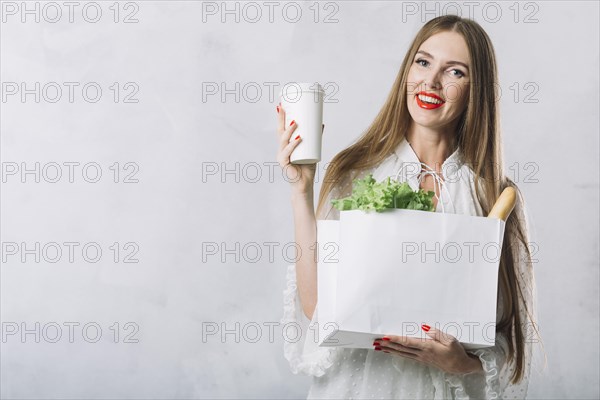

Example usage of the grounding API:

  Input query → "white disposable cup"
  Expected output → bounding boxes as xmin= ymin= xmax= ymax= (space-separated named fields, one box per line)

xmin=280 ymin=82 xmax=324 ymax=164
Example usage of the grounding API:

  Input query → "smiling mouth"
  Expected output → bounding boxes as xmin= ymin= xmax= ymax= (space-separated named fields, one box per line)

xmin=415 ymin=93 xmax=445 ymax=110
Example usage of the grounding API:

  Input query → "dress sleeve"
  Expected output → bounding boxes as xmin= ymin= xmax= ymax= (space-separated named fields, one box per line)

xmin=442 ymin=191 xmax=539 ymax=399
xmin=281 ymin=263 xmax=336 ymax=377
xmin=441 ymin=333 xmax=511 ymax=399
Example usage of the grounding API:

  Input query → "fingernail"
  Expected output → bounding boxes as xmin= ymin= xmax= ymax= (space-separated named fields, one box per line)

xmin=290 ymin=120 xmax=295 ymax=126
xmin=421 ymin=324 xmax=431 ymax=332
xmin=294 ymin=135 xmax=301 ymax=141
xmin=382 ymin=337 xmax=391 ymax=341
xmin=374 ymin=346 xmax=382 ymax=351
xmin=372 ymin=341 xmax=380 ymax=346
xmin=276 ymin=106 xmax=280 ymax=113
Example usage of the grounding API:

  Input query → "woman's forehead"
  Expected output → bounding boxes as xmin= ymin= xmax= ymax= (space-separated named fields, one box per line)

xmin=418 ymin=31 xmax=471 ymax=65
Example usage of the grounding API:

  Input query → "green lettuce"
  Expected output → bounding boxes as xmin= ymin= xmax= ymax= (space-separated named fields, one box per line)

xmin=330 ymin=173 xmax=435 ymax=213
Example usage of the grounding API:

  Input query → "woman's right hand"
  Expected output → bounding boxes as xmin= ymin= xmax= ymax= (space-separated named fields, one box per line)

xmin=275 ymin=102 xmax=324 ymax=194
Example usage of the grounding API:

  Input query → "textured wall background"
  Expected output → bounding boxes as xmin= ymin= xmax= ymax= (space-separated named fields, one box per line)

xmin=1 ymin=1 xmax=598 ymax=399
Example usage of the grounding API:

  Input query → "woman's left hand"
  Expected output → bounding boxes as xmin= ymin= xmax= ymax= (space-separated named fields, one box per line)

xmin=374 ymin=325 xmax=483 ymax=375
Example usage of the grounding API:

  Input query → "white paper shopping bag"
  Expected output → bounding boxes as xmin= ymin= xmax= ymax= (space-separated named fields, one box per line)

xmin=316 ymin=209 xmax=506 ymax=350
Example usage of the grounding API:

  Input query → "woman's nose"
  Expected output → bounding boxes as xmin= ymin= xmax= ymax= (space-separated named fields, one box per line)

xmin=423 ymin=71 xmax=443 ymax=90
xmin=424 ymin=76 xmax=443 ymax=91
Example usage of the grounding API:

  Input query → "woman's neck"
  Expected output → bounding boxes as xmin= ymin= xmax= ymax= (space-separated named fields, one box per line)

xmin=405 ymin=124 xmax=456 ymax=172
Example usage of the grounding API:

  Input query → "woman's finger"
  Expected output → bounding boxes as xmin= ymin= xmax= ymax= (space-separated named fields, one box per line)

xmin=279 ymin=120 xmax=298 ymax=149
xmin=380 ymin=347 xmax=420 ymax=360
xmin=276 ymin=102 xmax=286 ymax=134
xmin=378 ymin=339 xmax=422 ymax=355
xmin=423 ymin=327 xmax=457 ymax=347
xmin=380 ymin=335 xmax=426 ymax=351
xmin=282 ymin=133 xmax=302 ymax=158
xmin=277 ymin=134 xmax=302 ymax=168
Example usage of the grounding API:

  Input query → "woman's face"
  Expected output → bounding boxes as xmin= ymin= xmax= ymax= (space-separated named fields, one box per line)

xmin=406 ymin=31 xmax=471 ymax=131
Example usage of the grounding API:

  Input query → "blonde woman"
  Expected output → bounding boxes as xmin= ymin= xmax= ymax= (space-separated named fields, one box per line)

xmin=276 ymin=15 xmax=542 ymax=399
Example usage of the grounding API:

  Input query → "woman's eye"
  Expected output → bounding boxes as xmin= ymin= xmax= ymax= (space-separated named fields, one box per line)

xmin=416 ymin=59 xmax=465 ymax=78
xmin=415 ymin=58 xmax=428 ymax=67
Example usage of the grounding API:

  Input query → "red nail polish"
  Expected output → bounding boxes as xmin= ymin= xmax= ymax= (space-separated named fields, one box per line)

xmin=276 ymin=106 xmax=280 ymax=113
xmin=422 ymin=324 xmax=431 ymax=332
xmin=374 ymin=346 xmax=382 ymax=351
xmin=382 ymin=337 xmax=391 ymax=341
xmin=290 ymin=120 xmax=295 ymax=126
xmin=294 ymin=135 xmax=300 ymax=141
xmin=372 ymin=341 xmax=380 ymax=346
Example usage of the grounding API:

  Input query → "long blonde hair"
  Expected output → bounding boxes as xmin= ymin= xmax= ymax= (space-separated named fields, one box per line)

xmin=316 ymin=15 xmax=542 ymax=384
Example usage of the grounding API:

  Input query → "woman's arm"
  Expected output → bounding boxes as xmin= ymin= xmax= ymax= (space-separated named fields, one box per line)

xmin=275 ymin=103 xmax=323 ymax=321
xmin=291 ymin=189 xmax=318 ymax=320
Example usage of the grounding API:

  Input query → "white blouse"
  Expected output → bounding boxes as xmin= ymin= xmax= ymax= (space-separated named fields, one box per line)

xmin=282 ymin=138 xmax=536 ymax=399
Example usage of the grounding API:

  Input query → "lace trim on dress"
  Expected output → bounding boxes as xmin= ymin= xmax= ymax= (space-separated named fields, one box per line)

xmin=281 ymin=264 xmax=336 ymax=377
xmin=442 ymin=333 xmax=509 ymax=400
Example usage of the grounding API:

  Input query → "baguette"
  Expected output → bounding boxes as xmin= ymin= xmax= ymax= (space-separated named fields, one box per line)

xmin=487 ymin=187 xmax=517 ymax=221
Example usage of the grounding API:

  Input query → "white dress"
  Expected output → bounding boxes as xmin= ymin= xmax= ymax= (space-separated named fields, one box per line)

xmin=281 ymin=138 xmax=537 ymax=399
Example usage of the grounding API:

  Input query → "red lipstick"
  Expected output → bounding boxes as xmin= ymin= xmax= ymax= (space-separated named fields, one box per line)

xmin=415 ymin=91 xmax=445 ymax=110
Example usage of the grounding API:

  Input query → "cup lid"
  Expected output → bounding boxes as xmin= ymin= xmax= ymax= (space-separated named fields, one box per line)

xmin=280 ymin=82 xmax=324 ymax=97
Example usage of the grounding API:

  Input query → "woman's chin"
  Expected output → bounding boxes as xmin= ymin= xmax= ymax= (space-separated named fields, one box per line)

xmin=408 ymin=112 xmax=444 ymax=128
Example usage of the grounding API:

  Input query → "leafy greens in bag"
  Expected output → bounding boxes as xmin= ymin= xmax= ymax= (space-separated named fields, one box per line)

xmin=330 ymin=173 xmax=436 ymax=213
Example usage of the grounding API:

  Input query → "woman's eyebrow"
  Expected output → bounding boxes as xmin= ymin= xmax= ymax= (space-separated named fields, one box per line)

xmin=416 ymin=50 xmax=470 ymax=71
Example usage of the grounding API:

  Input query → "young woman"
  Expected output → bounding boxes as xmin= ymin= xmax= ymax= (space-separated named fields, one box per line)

xmin=276 ymin=15 xmax=541 ymax=399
